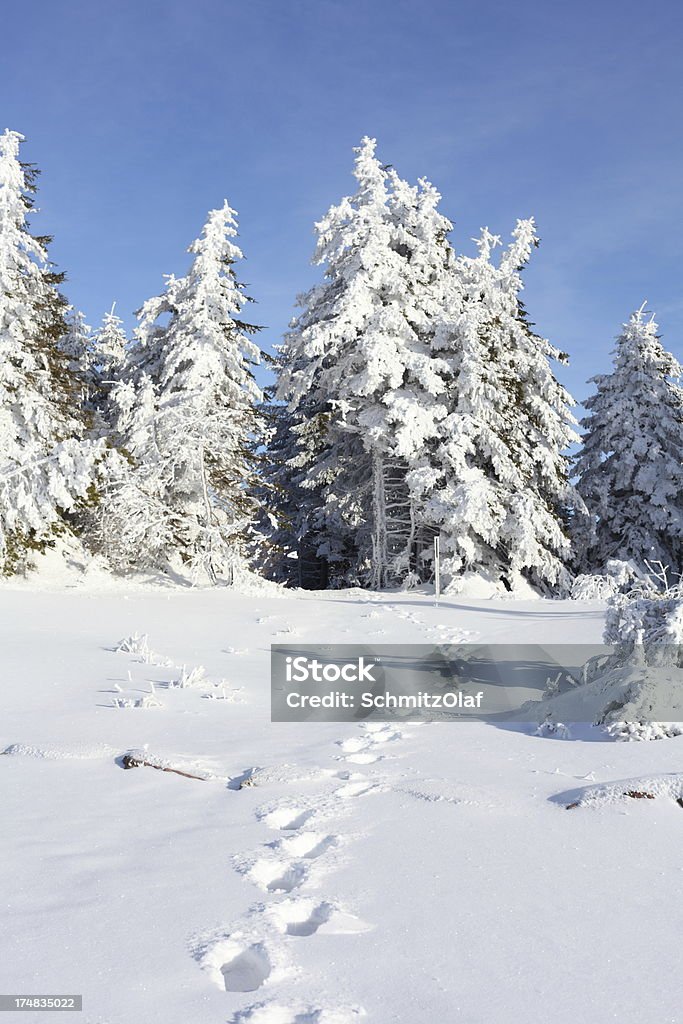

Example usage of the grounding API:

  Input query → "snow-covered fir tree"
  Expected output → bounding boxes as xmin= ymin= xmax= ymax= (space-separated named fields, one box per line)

xmin=56 ymin=306 xmax=106 ymax=423
xmin=0 ymin=129 xmax=103 ymax=573
xmin=86 ymin=303 xmax=129 ymax=437
xmin=95 ymin=374 xmax=174 ymax=571
xmin=58 ymin=305 xmax=128 ymax=433
xmin=274 ymin=138 xmax=453 ymax=588
xmin=58 ymin=307 xmax=95 ymax=380
xmin=93 ymin=304 xmax=127 ymax=383
xmin=413 ymin=219 xmax=580 ymax=592
xmin=107 ymin=201 xmax=265 ymax=582
xmin=575 ymin=306 xmax=683 ymax=572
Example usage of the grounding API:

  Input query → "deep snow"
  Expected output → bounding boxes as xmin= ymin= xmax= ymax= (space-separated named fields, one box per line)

xmin=1 ymin=579 xmax=681 ymax=1024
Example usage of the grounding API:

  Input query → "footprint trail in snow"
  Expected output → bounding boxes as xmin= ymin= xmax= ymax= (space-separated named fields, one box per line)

xmin=199 ymin=718 xmax=413 ymax=1021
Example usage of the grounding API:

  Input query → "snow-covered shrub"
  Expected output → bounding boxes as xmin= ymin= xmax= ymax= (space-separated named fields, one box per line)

xmin=570 ymin=574 xmax=619 ymax=600
xmin=603 ymin=573 xmax=683 ymax=668
xmin=112 ymin=693 xmax=163 ymax=709
xmin=526 ymin=568 xmax=683 ymax=737
xmin=534 ymin=717 xmax=571 ymax=739
xmin=175 ymin=665 xmax=208 ymax=689
xmin=115 ymin=632 xmax=151 ymax=657
xmin=114 ymin=633 xmax=174 ymax=667
xmin=605 ymin=721 xmax=683 ymax=742
xmin=570 ymin=560 xmax=641 ymax=600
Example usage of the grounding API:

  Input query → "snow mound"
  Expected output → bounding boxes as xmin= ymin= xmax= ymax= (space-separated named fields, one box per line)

xmin=526 ymin=663 xmax=683 ymax=726
xmin=526 ymin=588 xmax=683 ymax=731
xmin=444 ymin=570 xmax=539 ymax=600
xmin=556 ymin=773 xmax=683 ymax=810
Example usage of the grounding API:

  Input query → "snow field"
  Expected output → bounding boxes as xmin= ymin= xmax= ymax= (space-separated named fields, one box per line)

xmin=1 ymin=584 xmax=681 ymax=1024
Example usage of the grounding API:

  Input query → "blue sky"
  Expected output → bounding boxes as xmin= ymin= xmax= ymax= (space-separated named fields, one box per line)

xmin=3 ymin=0 xmax=683 ymax=405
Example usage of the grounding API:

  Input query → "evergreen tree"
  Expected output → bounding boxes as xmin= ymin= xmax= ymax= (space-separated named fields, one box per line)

xmin=253 ymin=366 xmax=315 ymax=587
xmin=274 ymin=138 xmax=453 ymax=588
xmin=88 ymin=303 xmax=129 ymax=437
xmin=416 ymin=220 xmax=579 ymax=592
xmin=96 ymin=374 xmax=173 ymax=571
xmin=0 ymin=129 xmax=102 ymax=573
xmin=93 ymin=304 xmax=127 ymax=382
xmin=58 ymin=307 xmax=98 ymax=410
xmin=111 ymin=201 xmax=264 ymax=582
xmin=575 ymin=307 xmax=683 ymax=571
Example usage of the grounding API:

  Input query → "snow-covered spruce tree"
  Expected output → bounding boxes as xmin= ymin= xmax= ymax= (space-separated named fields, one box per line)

xmin=95 ymin=374 xmax=175 ymax=571
xmin=274 ymin=138 xmax=453 ymax=588
xmin=269 ymin=336 xmax=360 ymax=588
xmin=575 ymin=307 xmax=683 ymax=572
xmin=86 ymin=304 xmax=129 ymax=437
xmin=58 ymin=304 xmax=128 ymax=434
xmin=370 ymin=168 xmax=455 ymax=584
xmin=58 ymin=307 xmax=95 ymax=387
xmin=93 ymin=304 xmax=127 ymax=384
xmin=413 ymin=220 xmax=579 ymax=593
xmin=254 ymin=363 xmax=320 ymax=587
xmin=0 ymin=129 xmax=103 ymax=573
xmin=108 ymin=201 xmax=264 ymax=582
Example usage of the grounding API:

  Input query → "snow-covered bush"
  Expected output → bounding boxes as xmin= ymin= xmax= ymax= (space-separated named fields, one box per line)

xmin=570 ymin=559 xmax=641 ymax=600
xmin=534 ymin=717 xmax=571 ymax=739
xmin=605 ymin=721 xmax=683 ymax=742
xmin=114 ymin=632 xmax=174 ymax=667
xmin=603 ymin=570 xmax=683 ymax=668
xmin=570 ymin=574 xmax=619 ymax=601
xmin=529 ymin=567 xmax=683 ymax=738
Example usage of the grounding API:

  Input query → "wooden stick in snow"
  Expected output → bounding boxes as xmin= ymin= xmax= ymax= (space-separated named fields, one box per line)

xmin=121 ymin=752 xmax=206 ymax=781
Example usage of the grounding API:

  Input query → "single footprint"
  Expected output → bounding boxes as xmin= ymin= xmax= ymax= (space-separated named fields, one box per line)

xmin=249 ymin=858 xmax=307 ymax=893
xmin=335 ymin=780 xmax=378 ymax=799
xmin=221 ymin=944 xmax=271 ymax=993
xmin=271 ymin=898 xmax=334 ymax=937
xmin=360 ymin=722 xmax=401 ymax=738
xmin=343 ymin=751 xmax=382 ymax=765
xmin=338 ymin=736 xmax=370 ymax=754
xmin=270 ymin=899 xmax=373 ymax=938
xmin=261 ymin=807 xmax=315 ymax=831
xmin=277 ymin=832 xmax=337 ymax=860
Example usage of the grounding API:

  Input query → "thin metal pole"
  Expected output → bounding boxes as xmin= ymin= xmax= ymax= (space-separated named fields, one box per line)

xmin=434 ymin=535 xmax=440 ymax=604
